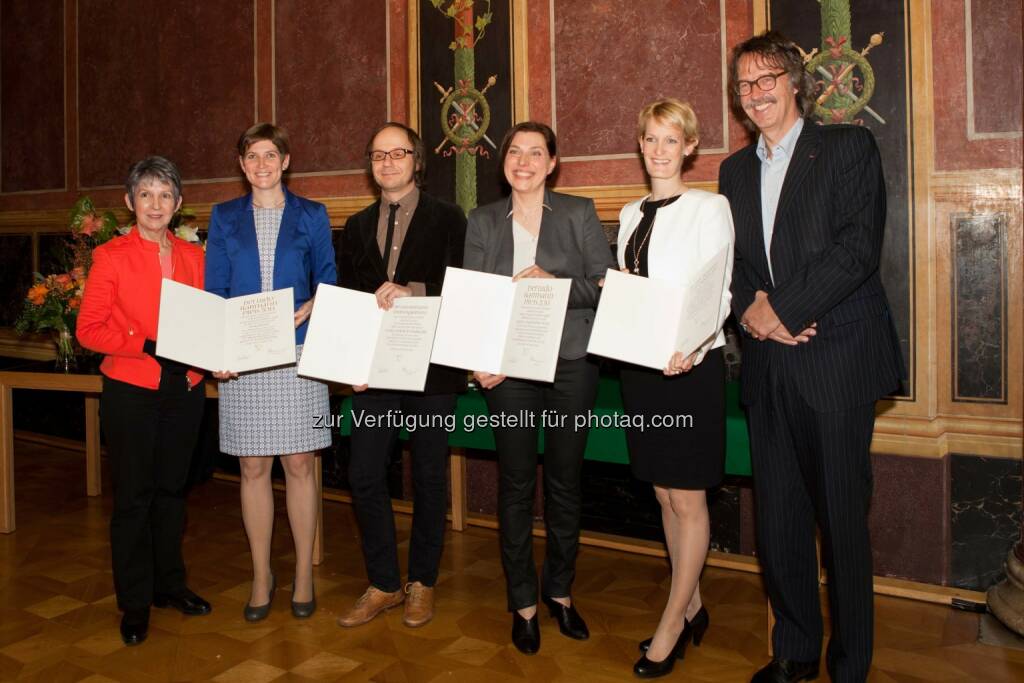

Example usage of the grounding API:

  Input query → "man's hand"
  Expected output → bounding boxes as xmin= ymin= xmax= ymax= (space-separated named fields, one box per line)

xmin=212 ymin=370 xmax=238 ymax=380
xmin=741 ymin=291 xmax=816 ymax=345
xmin=374 ymin=282 xmax=412 ymax=310
xmin=766 ymin=324 xmax=817 ymax=346
xmin=351 ymin=384 xmax=368 ymax=393
xmin=473 ymin=371 xmax=507 ymax=390
xmin=294 ymin=300 xmax=314 ymax=327
xmin=512 ymin=265 xmax=554 ymax=281
xmin=740 ymin=290 xmax=782 ymax=339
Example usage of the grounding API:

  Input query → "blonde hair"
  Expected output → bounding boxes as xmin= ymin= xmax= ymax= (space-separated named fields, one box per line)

xmin=636 ymin=98 xmax=699 ymax=146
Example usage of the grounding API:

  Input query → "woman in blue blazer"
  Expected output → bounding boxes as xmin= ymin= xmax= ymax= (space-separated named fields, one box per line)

xmin=205 ymin=123 xmax=336 ymax=622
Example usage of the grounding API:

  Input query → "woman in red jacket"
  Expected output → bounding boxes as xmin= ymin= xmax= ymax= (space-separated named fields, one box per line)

xmin=77 ymin=156 xmax=211 ymax=646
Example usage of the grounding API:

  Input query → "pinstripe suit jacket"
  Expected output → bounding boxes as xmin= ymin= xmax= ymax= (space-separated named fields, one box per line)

xmin=719 ymin=121 xmax=904 ymax=410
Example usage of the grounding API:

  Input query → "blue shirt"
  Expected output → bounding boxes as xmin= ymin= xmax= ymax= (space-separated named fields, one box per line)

xmin=756 ymin=117 xmax=804 ymax=283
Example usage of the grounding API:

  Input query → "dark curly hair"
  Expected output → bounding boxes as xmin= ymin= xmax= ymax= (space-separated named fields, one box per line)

xmin=728 ymin=30 xmax=815 ymax=132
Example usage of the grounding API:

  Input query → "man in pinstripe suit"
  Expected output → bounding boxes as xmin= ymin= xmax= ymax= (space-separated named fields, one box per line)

xmin=718 ymin=32 xmax=904 ymax=683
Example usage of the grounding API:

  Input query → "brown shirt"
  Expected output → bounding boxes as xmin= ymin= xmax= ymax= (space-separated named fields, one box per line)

xmin=375 ymin=187 xmax=425 ymax=295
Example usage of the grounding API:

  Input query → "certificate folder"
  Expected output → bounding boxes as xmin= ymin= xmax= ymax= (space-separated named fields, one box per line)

xmin=430 ymin=267 xmax=571 ymax=383
xmin=297 ymin=284 xmax=442 ymax=391
xmin=156 ymin=281 xmax=295 ymax=373
xmin=587 ymin=245 xmax=729 ymax=370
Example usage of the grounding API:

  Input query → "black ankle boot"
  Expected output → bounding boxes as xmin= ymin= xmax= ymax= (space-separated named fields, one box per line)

xmin=511 ymin=611 xmax=540 ymax=654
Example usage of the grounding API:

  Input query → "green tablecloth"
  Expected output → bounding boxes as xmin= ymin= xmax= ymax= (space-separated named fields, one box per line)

xmin=339 ymin=377 xmax=751 ymax=477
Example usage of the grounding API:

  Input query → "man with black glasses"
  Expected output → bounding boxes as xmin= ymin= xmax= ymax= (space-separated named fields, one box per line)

xmin=337 ymin=122 xmax=467 ymax=630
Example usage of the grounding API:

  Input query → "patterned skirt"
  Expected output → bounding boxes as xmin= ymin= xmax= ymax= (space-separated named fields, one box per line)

xmin=217 ymin=345 xmax=332 ymax=456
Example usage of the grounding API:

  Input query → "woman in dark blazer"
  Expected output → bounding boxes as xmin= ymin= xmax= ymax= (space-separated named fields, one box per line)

xmin=77 ymin=156 xmax=210 ymax=646
xmin=464 ymin=121 xmax=616 ymax=654
xmin=205 ymin=123 xmax=336 ymax=622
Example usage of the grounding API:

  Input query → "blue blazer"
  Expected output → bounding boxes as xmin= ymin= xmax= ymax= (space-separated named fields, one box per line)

xmin=205 ymin=187 xmax=337 ymax=344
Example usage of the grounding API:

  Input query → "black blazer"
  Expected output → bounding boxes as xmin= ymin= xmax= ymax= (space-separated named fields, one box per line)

xmin=718 ymin=121 xmax=904 ymax=410
xmin=339 ymin=191 xmax=468 ymax=394
xmin=463 ymin=189 xmax=617 ymax=360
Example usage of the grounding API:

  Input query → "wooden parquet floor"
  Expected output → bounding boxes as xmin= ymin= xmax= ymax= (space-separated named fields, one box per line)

xmin=2 ymin=442 xmax=1023 ymax=682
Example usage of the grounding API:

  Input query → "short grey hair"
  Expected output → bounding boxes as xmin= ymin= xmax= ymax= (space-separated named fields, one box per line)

xmin=124 ymin=156 xmax=182 ymax=208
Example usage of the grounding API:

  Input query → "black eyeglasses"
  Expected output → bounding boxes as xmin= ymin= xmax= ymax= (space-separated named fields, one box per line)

xmin=368 ymin=148 xmax=414 ymax=162
xmin=734 ymin=71 xmax=787 ymax=96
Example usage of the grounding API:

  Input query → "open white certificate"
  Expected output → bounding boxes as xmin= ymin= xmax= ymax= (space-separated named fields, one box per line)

xmin=430 ymin=267 xmax=571 ymax=383
xmin=587 ymin=245 xmax=730 ymax=370
xmin=156 ymin=281 xmax=295 ymax=373
xmin=297 ymin=284 xmax=442 ymax=391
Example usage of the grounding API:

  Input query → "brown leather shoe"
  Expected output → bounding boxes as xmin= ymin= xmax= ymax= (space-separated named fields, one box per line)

xmin=336 ymin=586 xmax=404 ymax=628
xmin=402 ymin=582 xmax=435 ymax=628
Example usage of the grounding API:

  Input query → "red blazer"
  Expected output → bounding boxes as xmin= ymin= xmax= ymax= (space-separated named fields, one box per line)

xmin=77 ymin=228 xmax=205 ymax=390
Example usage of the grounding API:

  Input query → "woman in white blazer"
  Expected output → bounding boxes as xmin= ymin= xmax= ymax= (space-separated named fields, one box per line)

xmin=616 ymin=98 xmax=734 ymax=679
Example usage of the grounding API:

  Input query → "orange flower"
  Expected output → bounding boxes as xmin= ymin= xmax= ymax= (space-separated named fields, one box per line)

xmin=80 ymin=214 xmax=101 ymax=236
xmin=68 ymin=296 xmax=81 ymax=311
xmin=27 ymin=283 xmax=48 ymax=306
xmin=55 ymin=274 xmax=74 ymax=290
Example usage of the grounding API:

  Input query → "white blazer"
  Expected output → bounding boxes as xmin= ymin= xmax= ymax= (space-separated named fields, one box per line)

xmin=616 ymin=188 xmax=735 ymax=365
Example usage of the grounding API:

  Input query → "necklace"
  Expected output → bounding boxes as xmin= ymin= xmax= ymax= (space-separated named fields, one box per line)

xmin=630 ymin=199 xmax=658 ymax=274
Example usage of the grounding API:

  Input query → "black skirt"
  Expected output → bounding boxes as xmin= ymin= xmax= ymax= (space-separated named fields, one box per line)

xmin=619 ymin=348 xmax=725 ymax=490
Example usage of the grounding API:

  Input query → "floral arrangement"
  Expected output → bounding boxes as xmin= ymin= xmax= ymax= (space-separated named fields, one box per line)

xmin=15 ymin=269 xmax=86 ymax=337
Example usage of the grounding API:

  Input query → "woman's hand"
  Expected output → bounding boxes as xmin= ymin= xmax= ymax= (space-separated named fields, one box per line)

xmin=512 ymin=265 xmax=554 ymax=281
xmin=374 ymin=282 xmax=412 ymax=310
xmin=212 ymin=370 xmax=238 ymax=380
xmin=473 ymin=371 xmax=507 ymax=390
xmin=294 ymin=300 xmax=314 ymax=327
xmin=663 ymin=351 xmax=698 ymax=376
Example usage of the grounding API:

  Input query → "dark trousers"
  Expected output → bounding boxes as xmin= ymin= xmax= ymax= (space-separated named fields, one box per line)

xmin=484 ymin=357 xmax=599 ymax=611
xmin=747 ymin=363 xmax=876 ymax=683
xmin=349 ymin=391 xmax=457 ymax=592
xmin=101 ymin=373 xmax=205 ymax=612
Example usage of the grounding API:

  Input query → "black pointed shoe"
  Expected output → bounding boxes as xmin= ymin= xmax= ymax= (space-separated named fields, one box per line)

xmin=120 ymin=608 xmax=150 ymax=646
xmin=511 ymin=611 xmax=541 ymax=654
xmin=633 ymin=627 xmax=689 ymax=678
xmin=639 ymin=605 xmax=709 ymax=656
xmin=153 ymin=589 xmax=211 ymax=616
xmin=750 ymin=658 xmax=820 ymax=682
xmin=541 ymin=595 xmax=589 ymax=640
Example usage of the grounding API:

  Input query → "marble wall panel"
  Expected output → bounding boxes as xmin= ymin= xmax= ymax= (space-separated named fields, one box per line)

xmin=952 ymin=213 xmax=1008 ymax=402
xmin=932 ymin=1 xmax=1022 ymax=170
xmin=868 ymin=454 xmax=947 ymax=584
xmin=1 ymin=1 xmax=65 ymax=192
xmin=274 ymin=0 xmax=388 ymax=174
xmin=551 ymin=0 xmax=725 ymax=159
xmin=950 ymin=454 xmax=1022 ymax=590
xmin=78 ymin=1 xmax=255 ymax=187
xmin=968 ymin=0 xmax=1023 ymax=136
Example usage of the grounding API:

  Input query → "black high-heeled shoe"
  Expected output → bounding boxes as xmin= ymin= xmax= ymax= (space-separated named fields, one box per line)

xmin=633 ymin=626 xmax=689 ymax=678
xmin=243 ymin=572 xmax=276 ymax=622
xmin=638 ymin=606 xmax=709 ymax=657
